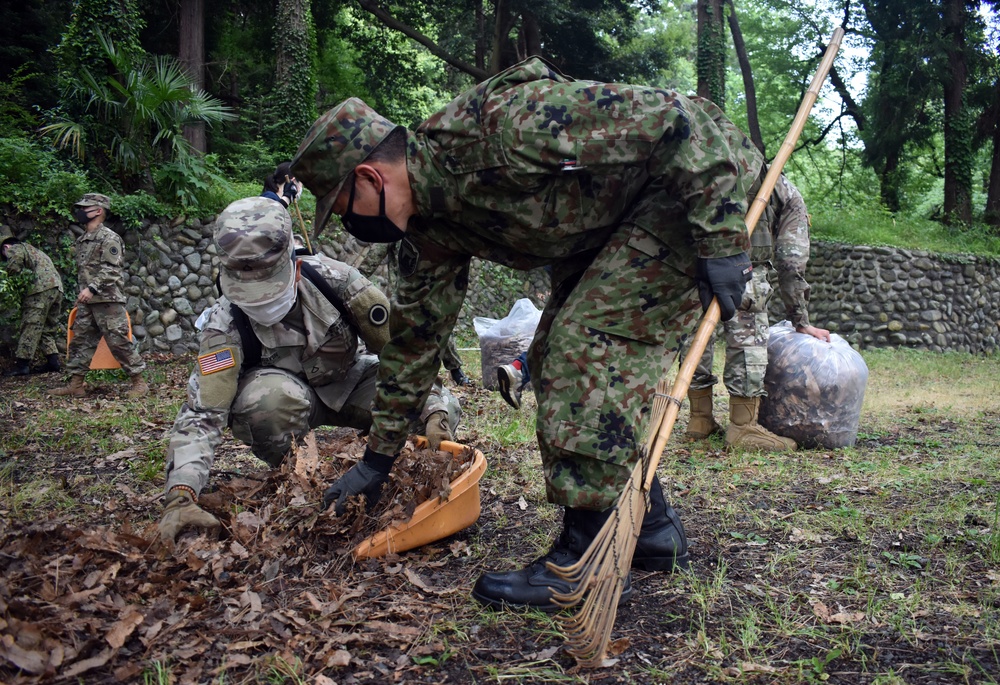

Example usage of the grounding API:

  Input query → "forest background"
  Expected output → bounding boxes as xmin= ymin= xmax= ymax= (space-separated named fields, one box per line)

xmin=1 ymin=0 xmax=1000 ymax=302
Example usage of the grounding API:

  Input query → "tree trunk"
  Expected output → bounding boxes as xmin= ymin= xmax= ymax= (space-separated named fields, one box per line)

xmin=521 ymin=11 xmax=541 ymax=61
xmin=697 ymin=0 xmax=726 ymax=108
xmin=880 ymin=149 xmax=901 ymax=214
xmin=984 ymin=78 xmax=1000 ymax=227
xmin=725 ymin=0 xmax=762 ymax=154
xmin=178 ymin=0 xmax=206 ymax=153
xmin=942 ymin=0 xmax=972 ymax=225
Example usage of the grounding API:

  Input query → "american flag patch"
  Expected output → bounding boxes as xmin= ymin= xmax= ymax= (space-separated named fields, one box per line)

xmin=198 ymin=348 xmax=236 ymax=375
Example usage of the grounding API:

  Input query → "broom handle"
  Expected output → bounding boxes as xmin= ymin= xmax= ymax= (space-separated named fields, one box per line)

xmin=291 ymin=199 xmax=314 ymax=254
xmin=642 ymin=27 xmax=845 ymax=490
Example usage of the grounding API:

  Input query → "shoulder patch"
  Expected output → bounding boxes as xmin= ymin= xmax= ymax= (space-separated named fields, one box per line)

xmin=369 ymin=303 xmax=388 ymax=326
xmin=398 ymin=238 xmax=419 ymax=278
xmin=198 ymin=348 xmax=236 ymax=375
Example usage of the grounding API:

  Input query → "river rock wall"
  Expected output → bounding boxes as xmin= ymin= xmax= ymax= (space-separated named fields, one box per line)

xmin=1 ymin=214 xmax=998 ymax=357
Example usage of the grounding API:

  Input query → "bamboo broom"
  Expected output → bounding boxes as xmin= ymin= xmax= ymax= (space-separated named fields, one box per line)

xmin=547 ymin=26 xmax=846 ymax=666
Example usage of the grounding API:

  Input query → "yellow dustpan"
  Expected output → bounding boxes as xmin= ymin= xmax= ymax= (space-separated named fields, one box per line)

xmin=66 ymin=306 xmax=133 ymax=370
xmin=353 ymin=438 xmax=487 ymax=559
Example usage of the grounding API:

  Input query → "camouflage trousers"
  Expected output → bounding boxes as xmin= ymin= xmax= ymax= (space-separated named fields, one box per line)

xmin=528 ymin=223 xmax=705 ymax=510
xmin=688 ymin=263 xmax=773 ymax=397
xmin=440 ymin=336 xmax=462 ymax=372
xmin=66 ymin=302 xmax=145 ymax=376
xmin=15 ymin=288 xmax=62 ymax=361
xmin=229 ymin=365 xmax=461 ymax=468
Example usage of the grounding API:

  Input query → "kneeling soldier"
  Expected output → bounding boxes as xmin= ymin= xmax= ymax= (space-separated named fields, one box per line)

xmin=158 ymin=196 xmax=461 ymax=545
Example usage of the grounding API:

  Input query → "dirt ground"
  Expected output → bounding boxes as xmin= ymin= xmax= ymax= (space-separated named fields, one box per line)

xmin=1 ymin=356 xmax=999 ymax=684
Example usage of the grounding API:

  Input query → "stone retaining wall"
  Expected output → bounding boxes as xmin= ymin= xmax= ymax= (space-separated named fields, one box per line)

xmin=769 ymin=243 xmax=1000 ymax=354
xmin=2 ymin=213 xmax=998 ymax=357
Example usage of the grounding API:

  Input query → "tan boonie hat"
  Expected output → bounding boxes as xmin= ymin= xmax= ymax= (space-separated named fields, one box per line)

xmin=75 ymin=193 xmax=111 ymax=210
xmin=215 ymin=196 xmax=294 ymax=306
xmin=290 ymin=98 xmax=398 ymax=233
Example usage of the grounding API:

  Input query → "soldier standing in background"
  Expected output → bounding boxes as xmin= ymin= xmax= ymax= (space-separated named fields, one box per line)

xmin=292 ymin=57 xmax=764 ymax=610
xmin=0 ymin=228 xmax=64 ymax=376
xmin=685 ymin=174 xmax=830 ymax=451
xmin=50 ymin=193 xmax=148 ymax=398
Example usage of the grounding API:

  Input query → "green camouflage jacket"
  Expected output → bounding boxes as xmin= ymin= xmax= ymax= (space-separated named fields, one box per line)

xmin=367 ymin=57 xmax=764 ymax=456
xmin=168 ymin=255 xmax=389 ymax=466
xmin=3 ymin=243 xmax=64 ymax=295
xmin=75 ymin=223 xmax=126 ymax=303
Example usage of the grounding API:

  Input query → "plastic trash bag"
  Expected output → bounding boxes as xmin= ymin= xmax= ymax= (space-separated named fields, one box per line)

xmin=474 ymin=298 xmax=541 ymax=390
xmin=759 ymin=321 xmax=869 ymax=449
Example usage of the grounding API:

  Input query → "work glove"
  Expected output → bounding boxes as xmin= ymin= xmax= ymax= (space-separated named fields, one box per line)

xmin=158 ymin=488 xmax=221 ymax=546
xmin=696 ymin=253 xmax=752 ymax=321
xmin=323 ymin=447 xmax=395 ymax=515
xmin=282 ymin=180 xmax=299 ymax=202
xmin=425 ymin=411 xmax=453 ymax=451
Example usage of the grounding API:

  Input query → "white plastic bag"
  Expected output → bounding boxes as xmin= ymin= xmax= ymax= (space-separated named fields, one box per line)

xmin=759 ymin=321 xmax=869 ymax=448
xmin=474 ymin=298 xmax=541 ymax=390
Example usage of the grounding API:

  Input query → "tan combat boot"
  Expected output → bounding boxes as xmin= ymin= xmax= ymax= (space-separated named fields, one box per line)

xmin=127 ymin=373 xmax=150 ymax=398
xmin=686 ymin=387 xmax=724 ymax=440
xmin=726 ymin=395 xmax=797 ymax=452
xmin=49 ymin=374 xmax=87 ymax=397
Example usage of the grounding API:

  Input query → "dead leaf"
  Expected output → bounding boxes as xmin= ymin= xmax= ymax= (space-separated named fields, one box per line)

xmin=105 ymin=606 xmax=144 ymax=649
xmin=326 ymin=649 xmax=351 ymax=667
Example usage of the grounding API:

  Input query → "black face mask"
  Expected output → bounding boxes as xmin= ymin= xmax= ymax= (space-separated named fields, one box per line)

xmin=341 ymin=175 xmax=405 ymax=243
xmin=72 ymin=207 xmax=93 ymax=223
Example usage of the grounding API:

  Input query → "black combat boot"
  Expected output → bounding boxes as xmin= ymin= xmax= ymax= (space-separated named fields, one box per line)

xmin=450 ymin=368 xmax=472 ymax=386
xmin=472 ymin=506 xmax=633 ymax=611
xmin=633 ymin=477 xmax=690 ymax=572
xmin=3 ymin=359 xmax=31 ymax=377
xmin=31 ymin=354 xmax=62 ymax=374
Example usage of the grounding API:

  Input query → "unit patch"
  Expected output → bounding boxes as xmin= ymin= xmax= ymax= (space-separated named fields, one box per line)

xmin=398 ymin=238 xmax=419 ymax=278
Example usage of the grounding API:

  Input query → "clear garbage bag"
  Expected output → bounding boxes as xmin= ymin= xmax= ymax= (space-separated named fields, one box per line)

xmin=473 ymin=298 xmax=541 ymax=390
xmin=759 ymin=321 xmax=869 ymax=448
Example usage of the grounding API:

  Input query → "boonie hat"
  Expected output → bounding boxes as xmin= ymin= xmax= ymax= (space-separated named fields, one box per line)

xmin=290 ymin=98 xmax=398 ymax=234
xmin=75 ymin=193 xmax=111 ymax=210
xmin=215 ymin=196 xmax=294 ymax=306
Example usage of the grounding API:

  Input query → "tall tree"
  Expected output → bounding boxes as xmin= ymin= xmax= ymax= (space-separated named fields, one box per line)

xmin=179 ymin=0 xmax=206 ymax=153
xmin=697 ymin=0 xmax=726 ymax=108
xmin=941 ymin=0 xmax=975 ymax=225
xmin=272 ymin=0 xmax=319 ymax=154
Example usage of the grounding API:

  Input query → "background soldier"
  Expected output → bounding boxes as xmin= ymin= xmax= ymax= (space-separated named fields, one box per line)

xmin=292 ymin=57 xmax=763 ymax=610
xmin=0 ymin=228 xmax=64 ymax=376
xmin=157 ymin=196 xmax=461 ymax=545
xmin=685 ymin=174 xmax=831 ymax=451
xmin=50 ymin=193 xmax=147 ymax=398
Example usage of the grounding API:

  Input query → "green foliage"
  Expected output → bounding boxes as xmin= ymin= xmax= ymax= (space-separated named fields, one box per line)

xmin=0 ymin=136 xmax=90 ymax=220
xmin=111 ymin=191 xmax=168 ymax=231
xmin=52 ymin=0 xmax=145 ymax=96
xmin=0 ymin=65 xmax=43 ymax=133
xmin=41 ymin=30 xmax=236 ymax=206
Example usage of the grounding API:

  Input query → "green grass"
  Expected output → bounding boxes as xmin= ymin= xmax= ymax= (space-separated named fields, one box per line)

xmin=812 ymin=205 xmax=1000 ymax=257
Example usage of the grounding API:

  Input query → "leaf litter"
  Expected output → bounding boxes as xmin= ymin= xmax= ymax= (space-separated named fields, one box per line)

xmin=0 ymin=428 xmax=476 ymax=683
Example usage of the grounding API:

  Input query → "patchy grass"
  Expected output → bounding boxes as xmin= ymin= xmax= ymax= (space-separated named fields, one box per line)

xmin=0 ymin=347 xmax=999 ymax=683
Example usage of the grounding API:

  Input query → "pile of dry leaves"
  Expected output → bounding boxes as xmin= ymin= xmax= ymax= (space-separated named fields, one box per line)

xmin=0 ymin=431 xmax=480 ymax=683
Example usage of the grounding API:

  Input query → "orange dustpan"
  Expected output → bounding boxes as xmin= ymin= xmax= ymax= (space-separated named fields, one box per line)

xmin=353 ymin=438 xmax=487 ymax=559
xmin=66 ymin=306 xmax=133 ymax=370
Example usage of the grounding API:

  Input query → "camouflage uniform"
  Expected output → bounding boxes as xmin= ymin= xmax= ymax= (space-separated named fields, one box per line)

xmin=294 ymin=57 xmax=763 ymax=510
xmin=66 ymin=206 xmax=144 ymax=376
xmin=2 ymin=242 xmax=64 ymax=361
xmin=690 ymin=175 xmax=812 ymax=396
xmin=164 ymin=200 xmax=460 ymax=497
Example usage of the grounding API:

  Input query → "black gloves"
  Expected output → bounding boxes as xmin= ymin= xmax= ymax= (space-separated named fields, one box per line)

xmin=696 ymin=253 xmax=752 ymax=321
xmin=282 ymin=181 xmax=299 ymax=202
xmin=323 ymin=447 xmax=396 ymax=515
